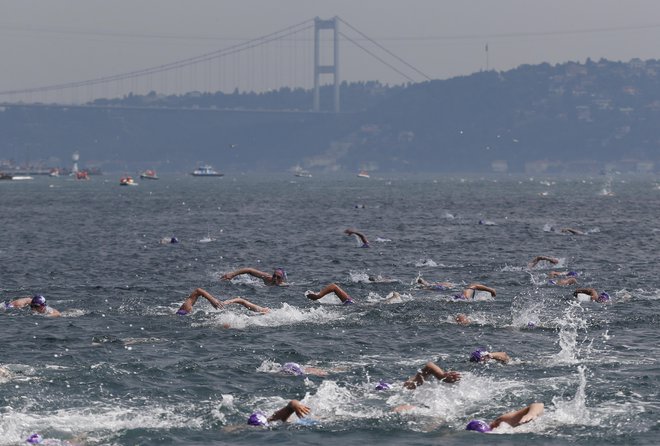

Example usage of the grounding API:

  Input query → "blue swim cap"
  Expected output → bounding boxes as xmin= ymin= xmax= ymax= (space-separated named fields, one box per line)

xmin=567 ymin=271 xmax=578 ymax=277
xmin=247 ymin=411 xmax=268 ymax=426
xmin=281 ymin=362 xmax=305 ymax=376
xmin=170 ymin=237 xmax=179 ymax=244
xmin=470 ymin=349 xmax=489 ymax=362
xmin=26 ymin=433 xmax=43 ymax=444
xmin=465 ymin=419 xmax=491 ymax=433
xmin=375 ymin=380 xmax=392 ymax=391
xmin=30 ymin=295 xmax=46 ymax=308
xmin=597 ymin=292 xmax=610 ymax=302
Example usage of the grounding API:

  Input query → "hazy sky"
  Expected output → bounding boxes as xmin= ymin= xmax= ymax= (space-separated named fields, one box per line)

xmin=2 ymin=0 xmax=660 ymax=99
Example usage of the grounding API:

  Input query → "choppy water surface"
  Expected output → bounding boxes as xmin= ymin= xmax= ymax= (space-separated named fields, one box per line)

xmin=0 ymin=174 xmax=658 ymax=445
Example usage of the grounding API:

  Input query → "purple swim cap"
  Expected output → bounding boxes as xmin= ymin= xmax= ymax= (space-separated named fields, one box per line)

xmin=273 ymin=268 xmax=287 ymax=280
xmin=469 ymin=349 xmax=489 ymax=362
xmin=247 ymin=411 xmax=268 ymax=426
xmin=30 ymin=295 xmax=46 ymax=308
xmin=597 ymin=292 xmax=610 ymax=302
xmin=170 ymin=237 xmax=179 ymax=244
xmin=26 ymin=433 xmax=43 ymax=444
xmin=281 ymin=362 xmax=305 ymax=376
xmin=567 ymin=271 xmax=578 ymax=277
xmin=465 ymin=419 xmax=492 ymax=433
xmin=375 ymin=380 xmax=392 ymax=391
xmin=527 ymin=321 xmax=536 ymax=328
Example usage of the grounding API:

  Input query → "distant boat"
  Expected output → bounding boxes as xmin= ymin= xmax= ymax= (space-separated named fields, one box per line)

xmin=294 ymin=170 xmax=312 ymax=178
xmin=10 ymin=175 xmax=34 ymax=181
xmin=119 ymin=176 xmax=138 ymax=186
xmin=357 ymin=170 xmax=370 ymax=179
xmin=75 ymin=171 xmax=90 ymax=180
xmin=139 ymin=169 xmax=159 ymax=180
xmin=191 ymin=165 xmax=223 ymax=177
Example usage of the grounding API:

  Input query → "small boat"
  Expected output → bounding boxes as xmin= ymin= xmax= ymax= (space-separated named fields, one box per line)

xmin=139 ymin=169 xmax=159 ymax=180
xmin=75 ymin=171 xmax=90 ymax=180
xmin=11 ymin=175 xmax=34 ymax=181
xmin=191 ymin=165 xmax=223 ymax=177
xmin=119 ymin=176 xmax=138 ymax=186
xmin=357 ymin=170 xmax=370 ymax=179
xmin=294 ymin=170 xmax=312 ymax=178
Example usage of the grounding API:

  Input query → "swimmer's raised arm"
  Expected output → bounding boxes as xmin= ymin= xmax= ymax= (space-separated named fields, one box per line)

xmin=305 ymin=283 xmax=353 ymax=304
xmin=222 ymin=297 xmax=269 ymax=314
xmin=344 ymin=228 xmax=369 ymax=246
xmin=490 ymin=402 xmax=544 ymax=429
xmin=573 ymin=288 xmax=598 ymax=300
xmin=177 ymin=288 xmax=224 ymax=314
xmin=403 ymin=361 xmax=461 ymax=389
xmin=467 ymin=283 xmax=496 ymax=297
xmin=8 ymin=297 xmax=34 ymax=308
xmin=221 ymin=268 xmax=270 ymax=281
xmin=268 ymin=400 xmax=311 ymax=423
xmin=529 ymin=256 xmax=559 ymax=268
xmin=488 ymin=351 xmax=510 ymax=363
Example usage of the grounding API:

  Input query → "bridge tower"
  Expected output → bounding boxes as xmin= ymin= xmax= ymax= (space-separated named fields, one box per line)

xmin=313 ymin=17 xmax=340 ymax=113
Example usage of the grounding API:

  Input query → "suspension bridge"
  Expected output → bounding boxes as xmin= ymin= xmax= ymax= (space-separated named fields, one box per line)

xmin=0 ymin=17 xmax=430 ymax=113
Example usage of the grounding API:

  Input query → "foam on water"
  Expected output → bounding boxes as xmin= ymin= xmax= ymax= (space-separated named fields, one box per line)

xmin=198 ymin=303 xmax=345 ymax=329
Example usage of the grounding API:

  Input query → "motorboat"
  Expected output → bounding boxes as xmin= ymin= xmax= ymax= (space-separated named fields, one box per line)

xmin=139 ymin=169 xmax=159 ymax=180
xmin=119 ymin=176 xmax=138 ymax=186
xmin=357 ymin=170 xmax=370 ymax=178
xmin=294 ymin=170 xmax=312 ymax=178
xmin=191 ymin=165 xmax=223 ymax=177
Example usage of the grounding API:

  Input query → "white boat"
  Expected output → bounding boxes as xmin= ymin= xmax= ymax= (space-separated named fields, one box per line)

xmin=294 ymin=170 xmax=312 ymax=178
xmin=119 ymin=176 xmax=138 ymax=186
xmin=191 ymin=165 xmax=223 ymax=177
xmin=357 ymin=170 xmax=370 ymax=179
xmin=139 ymin=169 xmax=159 ymax=180
xmin=10 ymin=175 xmax=34 ymax=181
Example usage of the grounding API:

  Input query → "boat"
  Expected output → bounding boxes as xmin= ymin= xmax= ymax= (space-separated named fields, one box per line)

xmin=75 ymin=171 xmax=90 ymax=180
xmin=139 ymin=169 xmax=159 ymax=180
xmin=119 ymin=176 xmax=138 ymax=186
xmin=357 ymin=169 xmax=370 ymax=179
xmin=11 ymin=175 xmax=34 ymax=181
xmin=294 ymin=170 xmax=312 ymax=178
xmin=191 ymin=165 xmax=223 ymax=177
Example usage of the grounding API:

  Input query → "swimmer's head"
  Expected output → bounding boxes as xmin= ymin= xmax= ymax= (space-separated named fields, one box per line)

xmin=567 ymin=271 xmax=578 ymax=277
xmin=247 ymin=411 xmax=269 ymax=426
xmin=30 ymin=295 xmax=46 ymax=309
xmin=26 ymin=433 xmax=43 ymax=444
xmin=597 ymin=292 xmax=610 ymax=302
xmin=170 ymin=237 xmax=179 ymax=244
xmin=272 ymin=268 xmax=287 ymax=283
xmin=453 ymin=294 xmax=467 ymax=300
xmin=281 ymin=362 xmax=305 ymax=376
xmin=375 ymin=380 xmax=392 ymax=391
xmin=527 ymin=321 xmax=536 ymax=328
xmin=469 ymin=349 xmax=490 ymax=362
xmin=465 ymin=419 xmax=492 ymax=433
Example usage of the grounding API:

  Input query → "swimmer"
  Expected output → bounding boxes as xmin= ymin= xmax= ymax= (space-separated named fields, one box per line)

xmin=455 ymin=283 xmax=496 ymax=300
xmin=279 ymin=362 xmax=328 ymax=377
xmin=416 ymin=276 xmax=455 ymax=291
xmin=528 ymin=256 xmax=559 ymax=268
xmin=176 ymin=288 xmax=269 ymax=315
xmin=248 ymin=399 xmax=311 ymax=426
xmin=221 ymin=267 xmax=287 ymax=286
xmin=5 ymin=295 xmax=61 ymax=317
xmin=465 ymin=402 xmax=544 ymax=433
xmin=560 ymin=227 xmax=584 ymax=235
xmin=344 ymin=228 xmax=369 ymax=248
xmin=455 ymin=313 xmax=470 ymax=325
xmin=573 ymin=288 xmax=610 ymax=303
xmin=305 ymin=283 xmax=354 ymax=305
xmin=403 ymin=361 xmax=461 ymax=389
xmin=469 ymin=348 xmax=510 ymax=363
xmin=547 ymin=271 xmax=578 ymax=286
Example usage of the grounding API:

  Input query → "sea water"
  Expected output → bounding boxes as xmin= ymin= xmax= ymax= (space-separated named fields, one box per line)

xmin=0 ymin=174 xmax=658 ymax=445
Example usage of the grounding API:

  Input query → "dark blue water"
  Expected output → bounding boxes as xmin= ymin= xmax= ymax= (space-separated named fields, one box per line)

xmin=1 ymin=174 xmax=658 ymax=445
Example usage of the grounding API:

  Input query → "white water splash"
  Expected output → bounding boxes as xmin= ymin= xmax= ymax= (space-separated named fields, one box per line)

xmin=200 ymin=303 xmax=345 ymax=329
xmin=548 ymin=302 xmax=589 ymax=365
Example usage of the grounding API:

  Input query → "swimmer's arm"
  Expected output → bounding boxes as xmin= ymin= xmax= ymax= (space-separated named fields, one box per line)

xmin=573 ymin=288 xmax=597 ymax=299
xmin=221 ymin=268 xmax=269 ymax=281
xmin=268 ymin=400 xmax=310 ymax=422
xmin=488 ymin=351 xmax=510 ymax=363
xmin=344 ymin=228 xmax=368 ymax=244
xmin=530 ymin=256 xmax=559 ymax=267
xmin=47 ymin=308 xmax=62 ymax=317
xmin=490 ymin=402 xmax=544 ymax=429
xmin=8 ymin=297 xmax=32 ymax=308
xmin=222 ymin=297 xmax=268 ymax=314
xmin=468 ymin=284 xmax=496 ymax=297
